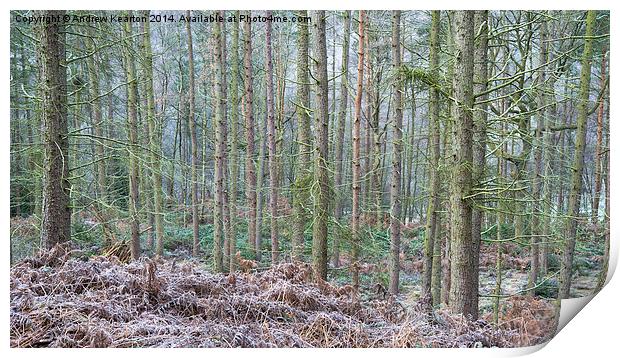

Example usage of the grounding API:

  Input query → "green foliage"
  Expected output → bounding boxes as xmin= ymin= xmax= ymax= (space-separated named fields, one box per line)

xmin=163 ymin=223 xmax=214 ymax=253
xmin=71 ymin=221 xmax=99 ymax=250
xmin=534 ymin=278 xmax=558 ymax=298
xmin=400 ymin=65 xmax=443 ymax=92
xmin=546 ymin=253 xmax=561 ymax=272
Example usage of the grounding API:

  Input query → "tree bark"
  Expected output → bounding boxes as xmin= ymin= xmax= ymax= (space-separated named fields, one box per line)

xmin=448 ymin=10 xmax=476 ymax=319
xmin=229 ymin=11 xmax=240 ymax=272
xmin=38 ymin=10 xmax=71 ymax=249
xmin=423 ymin=10 xmax=441 ymax=303
xmin=559 ymin=10 xmax=596 ymax=299
xmin=388 ymin=10 xmax=403 ymax=295
xmin=141 ymin=12 xmax=165 ymax=256
xmin=592 ymin=46 xmax=607 ymax=225
xmin=185 ymin=11 xmax=200 ymax=257
xmin=292 ymin=11 xmax=312 ymax=260
xmin=470 ymin=10 xmax=488 ymax=309
xmin=265 ymin=10 xmax=279 ymax=264
xmin=311 ymin=10 xmax=330 ymax=280
xmin=121 ymin=11 xmax=141 ymax=260
xmin=351 ymin=10 xmax=365 ymax=290
xmin=213 ymin=11 xmax=227 ymax=271
xmin=243 ymin=12 xmax=258 ymax=259
xmin=332 ymin=10 xmax=351 ymax=267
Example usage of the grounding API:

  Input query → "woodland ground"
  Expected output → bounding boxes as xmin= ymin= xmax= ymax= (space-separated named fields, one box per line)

xmin=9 ymin=213 xmax=605 ymax=348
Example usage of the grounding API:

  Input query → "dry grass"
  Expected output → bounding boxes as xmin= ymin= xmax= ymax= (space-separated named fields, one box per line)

xmin=10 ymin=244 xmax=556 ymax=348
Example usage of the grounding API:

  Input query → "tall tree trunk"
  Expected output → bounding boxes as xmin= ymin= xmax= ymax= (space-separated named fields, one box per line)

xmin=213 ymin=11 xmax=227 ymax=271
xmin=85 ymin=29 xmax=107 ymax=215
xmin=243 ymin=12 xmax=258 ymax=258
xmin=38 ymin=10 xmax=71 ymax=249
xmin=229 ymin=11 xmax=240 ymax=272
xmin=256 ymin=98 xmax=267 ymax=262
xmin=363 ymin=19 xmax=372 ymax=213
xmin=292 ymin=11 xmax=311 ymax=260
xmin=540 ymin=16 xmax=555 ymax=276
xmin=592 ymin=46 xmax=607 ymax=225
xmin=388 ymin=10 xmax=403 ymax=295
xmin=448 ymin=10 xmax=476 ymax=319
xmin=423 ymin=10 xmax=441 ymax=303
xmin=265 ymin=10 xmax=279 ymax=264
xmin=311 ymin=10 xmax=330 ymax=280
xmin=332 ymin=10 xmax=351 ymax=267
xmin=351 ymin=10 xmax=365 ymax=290
xmin=528 ymin=16 xmax=548 ymax=291
xmin=121 ymin=11 xmax=141 ymax=260
xmin=142 ymin=12 xmax=165 ymax=256
xmin=471 ymin=10 xmax=488 ymax=309
xmin=442 ymin=21 xmax=456 ymax=307
xmin=219 ymin=15 xmax=232 ymax=271
xmin=559 ymin=10 xmax=596 ymax=299
xmin=186 ymin=11 xmax=200 ymax=257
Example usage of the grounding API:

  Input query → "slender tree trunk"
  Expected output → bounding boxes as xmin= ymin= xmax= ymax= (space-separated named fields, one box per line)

xmin=185 ymin=11 xmax=200 ymax=257
xmin=213 ymin=11 xmax=226 ymax=271
xmin=448 ymin=10 xmax=476 ymax=319
xmin=592 ymin=46 xmax=607 ymax=225
xmin=363 ymin=19 xmax=372 ymax=213
xmin=292 ymin=11 xmax=311 ymax=260
xmin=528 ymin=17 xmax=548 ymax=291
xmin=219 ymin=15 xmax=232 ymax=271
xmin=442 ymin=21 xmax=456 ymax=307
xmin=311 ymin=10 xmax=330 ymax=280
xmin=540 ymin=16 xmax=554 ymax=275
xmin=243 ymin=13 xmax=258 ymax=258
xmin=388 ymin=10 xmax=403 ymax=295
xmin=122 ymin=11 xmax=141 ymax=260
xmin=471 ymin=10 xmax=488 ymax=309
xmin=256 ymin=100 xmax=267 ymax=262
xmin=85 ymin=30 xmax=107 ymax=213
xmin=140 ymin=12 xmax=165 ymax=256
xmin=351 ymin=10 xmax=365 ymax=290
xmin=38 ymin=10 xmax=71 ymax=249
xmin=559 ymin=10 xmax=596 ymax=299
xmin=265 ymin=11 xmax=279 ymax=264
xmin=229 ymin=11 xmax=240 ymax=272
xmin=423 ymin=10 xmax=440 ymax=303
xmin=332 ymin=10 xmax=351 ymax=267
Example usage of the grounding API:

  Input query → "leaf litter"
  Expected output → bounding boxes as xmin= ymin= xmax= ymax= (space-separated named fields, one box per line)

xmin=10 ymin=244 xmax=556 ymax=348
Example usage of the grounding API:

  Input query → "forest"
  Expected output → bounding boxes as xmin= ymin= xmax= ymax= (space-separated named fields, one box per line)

xmin=9 ymin=10 xmax=610 ymax=348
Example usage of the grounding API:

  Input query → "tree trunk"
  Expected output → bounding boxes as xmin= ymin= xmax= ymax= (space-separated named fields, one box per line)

xmin=423 ymin=10 xmax=441 ymax=303
xmin=265 ymin=10 xmax=279 ymax=264
xmin=311 ymin=10 xmax=330 ymax=280
xmin=332 ymin=10 xmax=351 ymax=267
xmin=229 ymin=11 xmax=240 ymax=272
xmin=243 ymin=12 xmax=258 ymax=259
xmin=38 ymin=10 xmax=71 ymax=249
xmin=351 ymin=10 xmax=365 ymax=290
xmin=559 ymin=10 xmax=596 ymax=299
xmin=470 ymin=10 xmax=488 ymax=309
xmin=592 ymin=46 xmax=607 ymax=225
xmin=448 ymin=10 xmax=476 ymax=319
xmin=121 ymin=11 xmax=141 ymax=260
xmin=213 ymin=11 xmax=227 ymax=271
xmin=388 ymin=10 xmax=403 ymax=295
xmin=185 ymin=11 xmax=200 ymax=257
xmin=292 ymin=11 xmax=312 ymax=260
xmin=141 ymin=13 xmax=165 ymax=256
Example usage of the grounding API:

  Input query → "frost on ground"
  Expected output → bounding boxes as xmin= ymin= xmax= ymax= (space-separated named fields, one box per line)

xmin=10 ymin=244 xmax=557 ymax=348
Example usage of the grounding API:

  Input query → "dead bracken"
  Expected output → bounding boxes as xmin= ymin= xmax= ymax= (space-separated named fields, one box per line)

xmin=10 ymin=244 xmax=556 ymax=348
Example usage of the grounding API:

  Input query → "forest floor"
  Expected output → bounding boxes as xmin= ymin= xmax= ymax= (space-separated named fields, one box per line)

xmin=10 ymin=214 xmax=607 ymax=348
xmin=10 ymin=243 xmax=558 ymax=348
